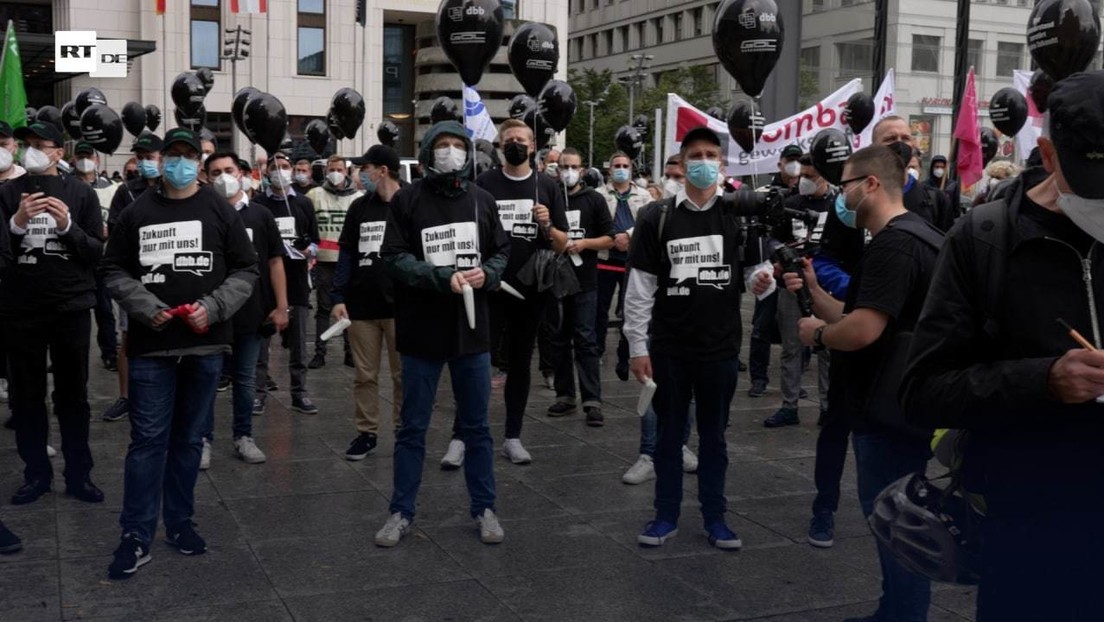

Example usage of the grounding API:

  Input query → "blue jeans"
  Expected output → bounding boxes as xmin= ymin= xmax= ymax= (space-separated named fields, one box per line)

xmin=390 ymin=353 xmax=496 ymax=519
xmin=639 ymin=402 xmax=693 ymax=457
xmin=853 ymin=431 xmax=933 ymax=622
xmin=120 ymin=354 xmax=223 ymax=546
xmin=205 ymin=333 xmax=262 ymax=442
xmin=652 ymin=354 xmax=738 ymax=526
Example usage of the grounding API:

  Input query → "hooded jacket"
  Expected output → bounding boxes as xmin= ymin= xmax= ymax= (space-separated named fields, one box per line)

xmin=307 ymin=178 xmax=363 ymax=262
xmin=924 ymin=155 xmax=961 ymax=213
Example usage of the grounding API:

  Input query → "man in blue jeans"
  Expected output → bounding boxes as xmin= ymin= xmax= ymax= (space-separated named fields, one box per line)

xmin=375 ymin=121 xmax=511 ymax=547
xmin=625 ymin=126 xmax=744 ymax=549
xmin=101 ymin=129 xmax=259 ymax=579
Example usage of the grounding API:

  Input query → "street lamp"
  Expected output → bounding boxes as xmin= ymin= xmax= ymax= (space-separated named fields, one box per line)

xmin=621 ymin=54 xmax=653 ymax=124
xmin=582 ymin=84 xmax=613 ymax=168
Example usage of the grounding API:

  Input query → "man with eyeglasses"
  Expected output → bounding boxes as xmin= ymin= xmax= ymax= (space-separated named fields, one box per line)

xmin=0 ymin=121 xmax=105 ymax=507
xmin=101 ymin=128 xmax=258 ymax=579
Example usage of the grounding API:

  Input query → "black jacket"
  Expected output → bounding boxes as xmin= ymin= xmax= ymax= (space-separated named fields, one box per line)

xmin=902 ymin=168 xmax=1104 ymax=514
xmin=903 ymin=180 xmax=956 ymax=233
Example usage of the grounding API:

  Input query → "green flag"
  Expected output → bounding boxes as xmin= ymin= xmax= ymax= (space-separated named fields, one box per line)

xmin=0 ymin=20 xmax=28 ymax=129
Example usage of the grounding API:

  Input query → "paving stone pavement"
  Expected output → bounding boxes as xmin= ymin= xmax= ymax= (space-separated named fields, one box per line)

xmin=0 ymin=301 xmax=977 ymax=621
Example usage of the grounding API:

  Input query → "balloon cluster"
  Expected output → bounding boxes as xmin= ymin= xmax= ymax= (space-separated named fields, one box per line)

xmin=506 ymin=22 xmax=576 ymax=149
xmin=232 ymin=88 xmax=288 ymax=155
xmin=713 ymin=0 xmax=785 ymax=155
xmin=40 ymin=88 xmax=146 ymax=155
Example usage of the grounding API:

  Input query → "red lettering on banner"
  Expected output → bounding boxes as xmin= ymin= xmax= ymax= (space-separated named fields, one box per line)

xmin=818 ymin=102 xmax=837 ymax=128
xmin=880 ymin=92 xmax=894 ymax=115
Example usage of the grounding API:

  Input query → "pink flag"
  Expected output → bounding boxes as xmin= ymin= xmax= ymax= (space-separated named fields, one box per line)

xmin=954 ymin=67 xmax=983 ymax=187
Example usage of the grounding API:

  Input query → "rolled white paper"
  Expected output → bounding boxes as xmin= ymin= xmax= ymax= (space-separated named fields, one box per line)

xmin=569 ymin=253 xmax=582 ymax=267
xmin=500 ymin=281 xmax=526 ymax=300
xmin=462 ymin=283 xmax=475 ymax=329
xmin=320 ymin=317 xmax=351 ymax=341
xmin=637 ymin=377 xmax=657 ymax=417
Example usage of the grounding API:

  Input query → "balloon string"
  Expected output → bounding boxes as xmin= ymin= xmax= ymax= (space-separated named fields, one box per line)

xmin=750 ymin=97 xmax=762 ymax=191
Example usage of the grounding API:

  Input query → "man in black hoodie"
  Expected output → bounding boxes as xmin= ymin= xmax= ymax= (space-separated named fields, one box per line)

xmin=924 ymin=155 xmax=960 ymax=214
xmin=0 ymin=122 xmax=105 ymax=507
xmin=374 ymin=121 xmax=510 ymax=548
xmin=872 ymin=117 xmax=956 ymax=231
xmin=903 ymin=71 xmax=1104 ymax=621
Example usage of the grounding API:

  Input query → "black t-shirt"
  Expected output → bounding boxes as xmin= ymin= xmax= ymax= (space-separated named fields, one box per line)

xmin=381 ymin=179 xmax=510 ymax=360
xmin=475 ymin=168 xmax=568 ymax=295
xmin=252 ymin=191 xmax=319 ymax=307
xmin=108 ymin=177 xmax=156 ymax=234
xmin=565 ymin=186 xmax=615 ymax=292
xmin=338 ymin=193 xmax=395 ymax=320
xmin=103 ymin=186 xmax=258 ymax=356
xmin=836 ymin=211 xmax=940 ymax=430
xmin=629 ymin=198 xmax=744 ymax=361
xmin=233 ymin=201 xmax=284 ymax=335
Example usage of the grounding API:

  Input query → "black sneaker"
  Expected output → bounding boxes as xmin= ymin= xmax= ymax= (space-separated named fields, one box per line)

xmin=763 ymin=407 xmax=799 ymax=428
xmin=216 ymin=376 xmax=231 ymax=392
xmin=102 ymin=397 xmax=130 ymax=422
xmin=102 ymin=357 xmax=118 ymax=372
xmin=265 ymin=378 xmax=278 ymax=392
xmin=308 ymin=354 xmax=326 ymax=369
xmin=808 ymin=511 xmax=835 ymax=548
xmin=584 ymin=406 xmax=605 ymax=427
xmin=345 ymin=433 xmax=378 ymax=461
xmin=799 ymin=388 xmax=809 ymax=400
xmin=108 ymin=534 xmax=150 ymax=579
xmin=292 ymin=396 xmax=319 ymax=415
xmin=747 ymin=380 xmax=767 ymax=398
xmin=0 ymin=521 xmax=22 ymax=554
xmin=344 ymin=351 xmax=355 ymax=368
xmin=165 ymin=521 xmax=207 ymax=555
xmin=546 ymin=401 xmax=576 ymax=417
xmin=252 ymin=396 xmax=266 ymax=416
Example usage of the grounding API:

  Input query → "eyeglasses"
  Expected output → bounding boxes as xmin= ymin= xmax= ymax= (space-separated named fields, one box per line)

xmin=838 ymin=175 xmax=870 ymax=190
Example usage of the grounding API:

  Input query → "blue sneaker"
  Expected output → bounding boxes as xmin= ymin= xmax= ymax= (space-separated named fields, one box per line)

xmin=637 ymin=520 xmax=678 ymax=547
xmin=704 ymin=522 xmax=743 ymax=550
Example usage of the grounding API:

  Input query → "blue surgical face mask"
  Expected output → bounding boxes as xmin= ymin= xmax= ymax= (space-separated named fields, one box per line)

xmin=834 ymin=186 xmax=863 ymax=229
xmin=360 ymin=172 xmax=377 ymax=195
xmin=163 ymin=156 xmax=199 ymax=189
xmin=686 ymin=159 xmax=721 ymax=190
xmin=138 ymin=159 xmax=161 ymax=179
xmin=611 ymin=168 xmax=631 ymax=184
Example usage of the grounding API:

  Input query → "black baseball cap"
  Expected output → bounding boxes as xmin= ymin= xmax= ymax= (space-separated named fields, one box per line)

xmin=681 ymin=125 xmax=722 ymax=148
xmin=14 ymin=121 xmax=64 ymax=147
xmin=132 ymin=132 xmax=164 ymax=153
xmin=163 ymin=128 xmax=201 ymax=153
xmin=1048 ymin=70 xmax=1104 ymax=199
xmin=0 ymin=121 xmax=12 ymax=138
xmin=74 ymin=141 xmax=96 ymax=156
xmin=780 ymin=144 xmax=803 ymax=160
xmin=355 ymin=144 xmax=400 ymax=173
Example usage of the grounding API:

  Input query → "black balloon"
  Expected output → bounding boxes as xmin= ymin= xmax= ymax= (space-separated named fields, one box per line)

xmin=145 ymin=105 xmax=161 ymax=131
xmin=844 ymin=93 xmax=875 ymax=135
xmin=79 ymin=104 xmax=123 ymax=155
xmin=174 ymin=106 xmax=207 ymax=132
xmin=508 ymin=22 xmax=559 ymax=97
xmin=726 ymin=99 xmax=762 ymax=154
xmin=1029 ymin=69 xmax=1054 ymax=113
xmin=24 ymin=106 xmax=36 ymax=126
xmin=1027 ymin=0 xmax=1101 ymax=81
xmin=34 ymin=106 xmax=63 ymax=136
xmin=537 ymin=79 xmax=576 ymax=132
xmin=121 ymin=102 xmax=147 ymax=137
xmin=475 ymin=139 xmax=500 ymax=167
xmin=61 ymin=101 xmax=82 ymax=140
xmin=713 ymin=0 xmax=785 ymax=98
xmin=633 ymin=114 xmax=650 ymax=133
xmin=75 ymin=88 xmax=107 ymax=114
xmin=171 ymin=72 xmax=206 ymax=117
xmin=436 ymin=0 xmax=504 ymax=86
xmin=377 ymin=119 xmax=400 ymax=147
xmin=614 ymin=125 xmax=643 ymax=159
xmin=809 ymin=129 xmax=851 ymax=186
xmin=196 ymin=67 xmax=215 ymax=95
xmin=242 ymin=92 xmax=288 ymax=155
xmin=473 ymin=150 xmax=495 ymax=176
xmin=431 ymin=96 xmax=461 ymax=124
xmin=980 ymin=128 xmax=999 ymax=166
xmin=509 ymin=94 xmax=536 ymax=120
xmin=327 ymin=110 xmax=345 ymax=141
xmin=705 ymin=106 xmax=726 ymax=121
xmin=305 ymin=119 xmax=331 ymax=156
xmin=232 ymin=87 xmax=260 ymax=135
xmin=582 ymin=167 xmax=603 ymax=189
xmin=521 ymin=106 xmax=556 ymax=150
xmin=330 ymin=88 xmax=366 ymax=139
xmin=989 ymin=88 xmax=1028 ymax=137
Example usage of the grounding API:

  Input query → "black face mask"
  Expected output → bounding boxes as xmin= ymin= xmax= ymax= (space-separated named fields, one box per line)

xmin=125 ymin=170 xmax=138 ymax=181
xmin=503 ymin=142 xmax=530 ymax=167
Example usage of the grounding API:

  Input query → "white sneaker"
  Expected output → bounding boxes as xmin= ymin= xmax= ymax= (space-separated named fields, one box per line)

xmin=622 ymin=454 xmax=655 ymax=485
xmin=501 ymin=438 xmax=532 ymax=464
xmin=0 ymin=378 xmax=8 ymax=402
xmin=233 ymin=436 xmax=267 ymax=464
xmin=682 ymin=445 xmax=699 ymax=473
xmin=374 ymin=512 xmax=411 ymax=547
xmin=200 ymin=438 xmax=211 ymax=470
xmin=46 ymin=444 xmax=57 ymax=458
xmin=440 ymin=439 xmax=465 ymax=471
xmin=476 ymin=508 xmax=505 ymax=544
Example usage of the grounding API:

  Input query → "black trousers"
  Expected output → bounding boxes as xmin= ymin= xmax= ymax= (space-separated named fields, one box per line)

xmin=491 ymin=293 xmax=546 ymax=439
xmin=5 ymin=309 xmax=94 ymax=485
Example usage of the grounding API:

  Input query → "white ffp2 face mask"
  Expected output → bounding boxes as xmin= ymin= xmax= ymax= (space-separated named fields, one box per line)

xmin=213 ymin=173 xmax=241 ymax=199
xmin=22 ymin=147 xmax=52 ymax=174
xmin=269 ymin=168 xmax=292 ymax=188
xmin=1058 ymin=191 xmax=1104 ymax=244
xmin=784 ymin=160 xmax=801 ymax=177
xmin=561 ymin=168 xmax=580 ymax=188
xmin=433 ymin=146 xmax=467 ymax=173
xmin=798 ymin=177 xmax=818 ymax=196
xmin=0 ymin=148 xmax=12 ymax=173
xmin=326 ymin=171 xmax=345 ymax=187
xmin=76 ymin=158 xmax=97 ymax=174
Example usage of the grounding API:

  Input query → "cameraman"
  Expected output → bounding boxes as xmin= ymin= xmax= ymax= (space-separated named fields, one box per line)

xmin=786 ymin=145 xmax=942 ymax=622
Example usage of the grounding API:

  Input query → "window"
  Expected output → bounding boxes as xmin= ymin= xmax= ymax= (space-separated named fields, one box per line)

xmin=604 ymin=29 xmax=613 ymax=55
xmin=190 ymin=0 xmax=220 ymax=70
xmin=383 ymin=25 xmax=415 ymax=155
xmin=996 ymin=41 xmax=1023 ymax=77
xmin=836 ymin=39 xmax=873 ymax=77
xmin=911 ymin=35 xmax=940 ymax=72
xmin=502 ymin=0 xmax=517 ymax=19
xmin=619 ymin=26 xmax=629 ymax=52
xmin=655 ymin=16 xmax=664 ymax=43
xmin=967 ymin=39 xmax=983 ymax=75
xmin=297 ymin=0 xmax=326 ymax=75
xmin=635 ymin=22 xmax=645 ymax=49
xmin=672 ymin=12 xmax=683 ymax=41
xmin=692 ymin=8 xmax=704 ymax=37
xmin=800 ymin=46 xmax=821 ymax=73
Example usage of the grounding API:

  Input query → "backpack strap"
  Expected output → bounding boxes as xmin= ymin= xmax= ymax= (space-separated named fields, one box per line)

xmin=657 ymin=197 xmax=674 ymax=263
xmin=885 ymin=218 xmax=945 ymax=252
xmin=968 ymin=200 xmax=1010 ymax=334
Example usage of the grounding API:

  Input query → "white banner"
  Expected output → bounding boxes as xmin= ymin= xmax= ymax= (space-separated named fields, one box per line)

xmin=666 ymin=70 xmax=897 ymax=176
xmin=1013 ymin=69 xmax=1043 ymax=164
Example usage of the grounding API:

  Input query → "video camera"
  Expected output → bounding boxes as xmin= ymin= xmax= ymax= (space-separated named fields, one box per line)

xmin=721 ymin=185 xmax=822 ymax=235
xmin=773 ymin=245 xmax=814 ymax=317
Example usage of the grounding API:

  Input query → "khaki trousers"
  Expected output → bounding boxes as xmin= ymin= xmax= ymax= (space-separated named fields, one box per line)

xmin=348 ymin=319 xmax=402 ymax=434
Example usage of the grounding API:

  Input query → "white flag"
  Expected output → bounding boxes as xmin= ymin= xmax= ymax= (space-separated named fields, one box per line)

xmin=1013 ymin=69 xmax=1043 ymax=164
xmin=464 ymin=86 xmax=497 ymax=143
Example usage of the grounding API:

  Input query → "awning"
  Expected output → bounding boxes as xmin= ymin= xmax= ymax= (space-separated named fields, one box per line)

xmin=16 ymin=32 xmax=156 ymax=85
